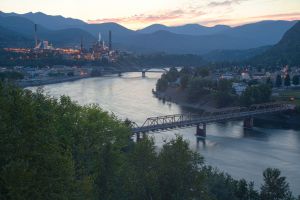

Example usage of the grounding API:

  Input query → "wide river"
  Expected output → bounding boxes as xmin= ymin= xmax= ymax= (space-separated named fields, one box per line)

xmin=28 ymin=72 xmax=300 ymax=194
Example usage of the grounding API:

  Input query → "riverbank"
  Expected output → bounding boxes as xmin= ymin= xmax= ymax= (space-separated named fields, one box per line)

xmin=17 ymin=71 xmax=129 ymax=88
xmin=154 ymin=88 xmax=300 ymax=126
xmin=154 ymin=88 xmax=220 ymax=112
xmin=17 ymin=75 xmax=91 ymax=88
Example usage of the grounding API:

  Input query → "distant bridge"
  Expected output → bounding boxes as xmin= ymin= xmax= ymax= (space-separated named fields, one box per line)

xmin=102 ymin=67 xmax=169 ymax=77
xmin=131 ymin=103 xmax=295 ymax=139
xmin=141 ymin=68 xmax=168 ymax=77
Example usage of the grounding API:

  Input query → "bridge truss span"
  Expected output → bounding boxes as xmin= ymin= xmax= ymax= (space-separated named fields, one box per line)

xmin=132 ymin=103 xmax=295 ymax=134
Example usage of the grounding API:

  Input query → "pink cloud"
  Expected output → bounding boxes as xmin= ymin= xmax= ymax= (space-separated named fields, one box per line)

xmin=198 ymin=12 xmax=300 ymax=27
xmin=87 ymin=9 xmax=205 ymax=25
xmin=208 ymin=0 xmax=248 ymax=7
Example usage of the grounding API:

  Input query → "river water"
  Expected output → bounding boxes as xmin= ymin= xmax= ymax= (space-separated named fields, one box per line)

xmin=28 ymin=72 xmax=300 ymax=194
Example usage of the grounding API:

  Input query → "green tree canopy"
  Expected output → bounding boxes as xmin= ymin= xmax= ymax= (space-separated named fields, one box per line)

xmin=261 ymin=168 xmax=293 ymax=200
xmin=292 ymin=75 xmax=299 ymax=85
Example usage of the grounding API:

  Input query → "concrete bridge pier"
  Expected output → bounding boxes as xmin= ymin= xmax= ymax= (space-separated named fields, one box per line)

xmin=136 ymin=132 xmax=147 ymax=142
xmin=196 ymin=137 xmax=206 ymax=150
xmin=243 ymin=117 xmax=254 ymax=129
xmin=196 ymin=123 xmax=206 ymax=137
xmin=136 ymin=133 xmax=141 ymax=141
xmin=142 ymin=71 xmax=146 ymax=78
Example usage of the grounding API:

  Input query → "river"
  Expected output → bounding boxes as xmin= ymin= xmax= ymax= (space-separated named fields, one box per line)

xmin=28 ymin=72 xmax=300 ymax=194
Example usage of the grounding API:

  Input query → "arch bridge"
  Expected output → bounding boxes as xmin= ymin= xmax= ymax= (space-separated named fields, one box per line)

xmin=131 ymin=103 xmax=295 ymax=140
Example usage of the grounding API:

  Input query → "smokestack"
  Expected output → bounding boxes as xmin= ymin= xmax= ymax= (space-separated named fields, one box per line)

xmin=80 ymin=36 xmax=83 ymax=52
xmin=34 ymin=24 xmax=38 ymax=47
xmin=109 ymin=30 xmax=112 ymax=50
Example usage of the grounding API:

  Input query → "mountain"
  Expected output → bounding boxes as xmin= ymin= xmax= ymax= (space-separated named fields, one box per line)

xmin=0 ymin=26 xmax=32 ymax=47
xmin=0 ymin=15 xmax=96 ymax=48
xmin=0 ymin=11 xmax=86 ymax=30
xmin=17 ymin=12 xmax=86 ymax=30
xmin=138 ymin=24 xmax=231 ymax=35
xmin=252 ymin=21 xmax=300 ymax=65
xmin=203 ymin=46 xmax=270 ymax=62
xmin=0 ymin=11 xmax=298 ymax=54
xmin=221 ymin=20 xmax=297 ymax=46
xmin=123 ymin=30 xmax=265 ymax=54
xmin=0 ymin=11 xmax=137 ymax=46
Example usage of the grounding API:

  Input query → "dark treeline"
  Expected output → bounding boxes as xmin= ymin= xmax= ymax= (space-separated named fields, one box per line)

xmin=0 ymin=49 xmax=206 ymax=68
xmin=0 ymin=49 xmax=103 ymax=67
xmin=0 ymin=82 xmax=299 ymax=199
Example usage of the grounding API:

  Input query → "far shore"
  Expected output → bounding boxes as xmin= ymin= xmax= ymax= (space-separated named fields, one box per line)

xmin=153 ymin=89 xmax=300 ymax=127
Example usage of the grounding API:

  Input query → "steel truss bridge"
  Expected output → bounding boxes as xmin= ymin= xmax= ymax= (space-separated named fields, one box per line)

xmin=131 ymin=103 xmax=295 ymax=136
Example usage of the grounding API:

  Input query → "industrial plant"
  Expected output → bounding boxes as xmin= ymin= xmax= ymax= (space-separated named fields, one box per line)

xmin=5 ymin=24 xmax=118 ymax=63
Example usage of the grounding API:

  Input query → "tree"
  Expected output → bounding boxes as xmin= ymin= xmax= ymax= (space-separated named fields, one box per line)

xmin=217 ymin=79 xmax=232 ymax=93
xmin=156 ymin=74 xmax=168 ymax=92
xmin=214 ymin=91 xmax=236 ymax=108
xmin=292 ymin=75 xmax=299 ymax=85
xmin=180 ymin=75 xmax=189 ymax=89
xmin=121 ymin=138 xmax=159 ymax=200
xmin=284 ymin=74 xmax=291 ymax=87
xmin=261 ymin=168 xmax=293 ymax=200
xmin=157 ymin=136 xmax=205 ymax=200
xmin=180 ymin=66 xmax=192 ymax=76
xmin=0 ymin=82 xmax=132 ymax=199
xmin=165 ymin=67 xmax=179 ymax=82
xmin=266 ymin=77 xmax=273 ymax=88
xmin=195 ymin=68 xmax=210 ymax=78
xmin=187 ymin=78 xmax=212 ymax=102
xmin=276 ymin=74 xmax=282 ymax=87
xmin=240 ymin=84 xmax=272 ymax=106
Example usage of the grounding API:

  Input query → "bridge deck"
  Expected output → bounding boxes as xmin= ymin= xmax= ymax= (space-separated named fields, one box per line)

xmin=132 ymin=103 xmax=295 ymax=133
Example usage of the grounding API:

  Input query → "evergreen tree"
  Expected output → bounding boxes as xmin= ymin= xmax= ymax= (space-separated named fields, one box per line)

xmin=276 ymin=74 xmax=282 ymax=87
xmin=261 ymin=168 xmax=293 ymax=200
xmin=284 ymin=74 xmax=291 ymax=87
xmin=292 ymin=75 xmax=299 ymax=85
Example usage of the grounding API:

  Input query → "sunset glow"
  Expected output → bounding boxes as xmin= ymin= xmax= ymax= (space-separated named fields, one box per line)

xmin=1 ymin=0 xmax=300 ymax=29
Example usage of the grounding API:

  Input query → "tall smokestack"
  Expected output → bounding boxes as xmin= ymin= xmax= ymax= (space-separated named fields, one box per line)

xmin=34 ymin=24 xmax=38 ymax=47
xmin=80 ymin=36 xmax=83 ymax=52
xmin=109 ymin=30 xmax=112 ymax=50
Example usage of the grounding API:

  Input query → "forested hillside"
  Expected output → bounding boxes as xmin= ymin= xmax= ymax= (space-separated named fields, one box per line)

xmin=252 ymin=21 xmax=300 ymax=66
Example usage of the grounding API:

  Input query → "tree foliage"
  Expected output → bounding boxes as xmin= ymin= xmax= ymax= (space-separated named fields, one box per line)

xmin=240 ymin=84 xmax=272 ymax=106
xmin=292 ymin=75 xmax=299 ymax=86
xmin=261 ymin=168 xmax=293 ymax=200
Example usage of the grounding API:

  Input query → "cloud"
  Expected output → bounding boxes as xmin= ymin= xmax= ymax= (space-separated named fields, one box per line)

xmin=208 ymin=0 xmax=247 ymax=7
xmin=198 ymin=12 xmax=300 ymax=27
xmin=249 ymin=12 xmax=300 ymax=20
xmin=87 ymin=8 xmax=205 ymax=26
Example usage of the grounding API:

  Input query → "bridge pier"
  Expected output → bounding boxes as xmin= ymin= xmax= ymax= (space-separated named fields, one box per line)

xmin=142 ymin=71 xmax=146 ymax=78
xmin=136 ymin=133 xmax=141 ymax=141
xmin=196 ymin=123 xmax=206 ymax=137
xmin=243 ymin=117 xmax=254 ymax=129
xmin=136 ymin=132 xmax=147 ymax=142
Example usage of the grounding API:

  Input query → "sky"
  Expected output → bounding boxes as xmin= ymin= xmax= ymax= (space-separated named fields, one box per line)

xmin=1 ymin=0 xmax=300 ymax=29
